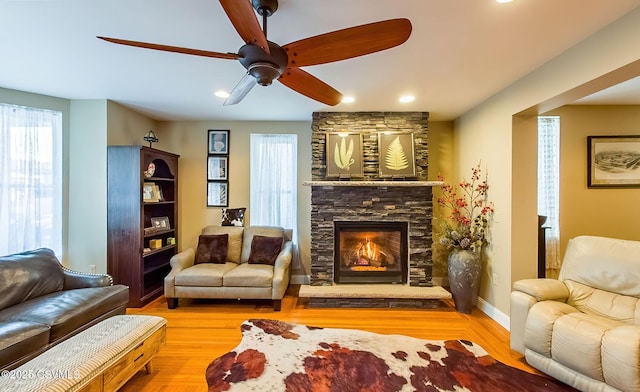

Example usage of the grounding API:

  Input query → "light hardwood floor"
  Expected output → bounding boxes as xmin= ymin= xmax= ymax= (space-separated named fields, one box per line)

xmin=121 ymin=285 xmax=536 ymax=391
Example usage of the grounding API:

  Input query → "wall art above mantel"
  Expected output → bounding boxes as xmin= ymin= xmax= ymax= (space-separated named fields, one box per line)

xmin=312 ymin=112 xmax=429 ymax=182
xmin=378 ymin=132 xmax=416 ymax=178
xmin=325 ymin=132 xmax=364 ymax=178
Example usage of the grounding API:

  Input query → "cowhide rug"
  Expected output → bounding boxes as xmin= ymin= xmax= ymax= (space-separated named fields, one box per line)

xmin=206 ymin=319 xmax=576 ymax=392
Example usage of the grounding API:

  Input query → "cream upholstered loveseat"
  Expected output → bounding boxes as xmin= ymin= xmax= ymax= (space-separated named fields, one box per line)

xmin=164 ymin=225 xmax=292 ymax=311
xmin=510 ymin=235 xmax=640 ymax=392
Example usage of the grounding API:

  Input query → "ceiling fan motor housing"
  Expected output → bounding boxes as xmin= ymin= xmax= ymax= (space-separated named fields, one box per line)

xmin=251 ymin=0 xmax=278 ymax=16
xmin=239 ymin=41 xmax=288 ymax=86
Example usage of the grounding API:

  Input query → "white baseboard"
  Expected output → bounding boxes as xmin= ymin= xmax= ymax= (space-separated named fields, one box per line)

xmin=477 ymin=297 xmax=510 ymax=331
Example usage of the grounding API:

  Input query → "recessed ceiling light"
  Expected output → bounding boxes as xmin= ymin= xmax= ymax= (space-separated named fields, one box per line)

xmin=341 ymin=96 xmax=355 ymax=104
xmin=214 ymin=90 xmax=230 ymax=98
xmin=399 ymin=95 xmax=415 ymax=103
xmin=496 ymin=0 xmax=512 ymax=3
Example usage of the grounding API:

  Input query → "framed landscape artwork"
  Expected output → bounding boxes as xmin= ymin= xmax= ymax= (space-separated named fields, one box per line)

xmin=325 ymin=132 xmax=364 ymax=178
xmin=378 ymin=132 xmax=416 ymax=178
xmin=587 ymin=135 xmax=640 ymax=187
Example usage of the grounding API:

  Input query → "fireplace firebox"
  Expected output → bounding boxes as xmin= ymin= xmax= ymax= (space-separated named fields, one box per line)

xmin=334 ymin=221 xmax=408 ymax=284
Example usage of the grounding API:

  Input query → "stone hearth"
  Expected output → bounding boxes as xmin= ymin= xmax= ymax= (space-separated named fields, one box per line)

xmin=298 ymin=284 xmax=451 ymax=309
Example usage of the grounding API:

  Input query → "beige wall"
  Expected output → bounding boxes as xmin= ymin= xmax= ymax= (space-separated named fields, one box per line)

xmin=67 ymin=100 xmax=107 ymax=272
xmin=156 ymin=120 xmax=312 ymax=278
xmin=107 ymin=101 xmax=159 ymax=145
xmin=455 ymin=102 xmax=516 ymax=314
xmin=546 ymin=105 xmax=640 ymax=257
xmin=457 ymin=6 xmax=640 ymax=317
xmin=66 ymin=100 xmax=159 ymax=273
xmin=427 ymin=120 xmax=454 ymax=282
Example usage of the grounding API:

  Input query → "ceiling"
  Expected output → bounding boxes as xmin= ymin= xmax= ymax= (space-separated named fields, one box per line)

xmin=2 ymin=0 xmax=640 ymax=122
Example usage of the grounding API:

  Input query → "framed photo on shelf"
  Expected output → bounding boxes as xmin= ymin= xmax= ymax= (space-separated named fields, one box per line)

xmin=207 ymin=156 xmax=228 ymax=180
xmin=154 ymin=184 xmax=164 ymax=201
xmin=378 ymin=132 xmax=416 ymax=178
xmin=143 ymin=182 xmax=159 ymax=202
xmin=588 ymin=135 xmax=640 ymax=187
xmin=325 ymin=132 xmax=364 ymax=178
xmin=150 ymin=216 xmax=170 ymax=230
xmin=208 ymin=130 xmax=229 ymax=154
xmin=207 ymin=181 xmax=228 ymax=207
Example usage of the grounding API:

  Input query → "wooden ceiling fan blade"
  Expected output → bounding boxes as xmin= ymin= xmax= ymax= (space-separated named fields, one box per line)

xmin=282 ymin=18 xmax=412 ymax=67
xmin=219 ymin=0 xmax=270 ymax=54
xmin=97 ymin=36 xmax=240 ymax=60
xmin=278 ymin=68 xmax=342 ymax=106
xmin=224 ymin=72 xmax=258 ymax=106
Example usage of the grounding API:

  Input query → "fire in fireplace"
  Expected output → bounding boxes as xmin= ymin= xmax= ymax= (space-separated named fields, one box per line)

xmin=334 ymin=221 xmax=408 ymax=284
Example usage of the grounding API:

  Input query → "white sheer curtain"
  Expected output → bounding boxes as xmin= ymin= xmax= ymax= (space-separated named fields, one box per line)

xmin=0 ymin=103 xmax=62 ymax=257
xmin=538 ymin=116 xmax=561 ymax=269
xmin=250 ymin=134 xmax=298 ymax=251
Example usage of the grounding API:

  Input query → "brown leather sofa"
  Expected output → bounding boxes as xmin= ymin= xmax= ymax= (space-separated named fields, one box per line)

xmin=0 ymin=248 xmax=129 ymax=370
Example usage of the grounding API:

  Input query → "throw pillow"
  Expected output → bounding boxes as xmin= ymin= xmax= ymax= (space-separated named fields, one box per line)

xmin=248 ymin=235 xmax=283 ymax=265
xmin=221 ymin=208 xmax=246 ymax=227
xmin=195 ymin=234 xmax=228 ymax=264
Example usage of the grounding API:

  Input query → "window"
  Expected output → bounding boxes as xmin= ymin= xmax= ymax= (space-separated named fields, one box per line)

xmin=250 ymin=134 xmax=297 ymax=243
xmin=538 ymin=116 xmax=560 ymax=269
xmin=0 ymin=103 xmax=62 ymax=256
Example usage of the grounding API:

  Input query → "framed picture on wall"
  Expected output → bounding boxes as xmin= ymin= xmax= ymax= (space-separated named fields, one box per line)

xmin=207 ymin=181 xmax=228 ymax=207
xmin=207 ymin=156 xmax=228 ymax=180
xmin=588 ymin=135 xmax=640 ymax=187
xmin=378 ymin=132 xmax=416 ymax=178
xmin=325 ymin=132 xmax=364 ymax=178
xmin=208 ymin=130 xmax=229 ymax=154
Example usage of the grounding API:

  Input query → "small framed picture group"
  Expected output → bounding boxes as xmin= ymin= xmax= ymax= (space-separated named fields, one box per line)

xmin=207 ymin=130 xmax=229 ymax=207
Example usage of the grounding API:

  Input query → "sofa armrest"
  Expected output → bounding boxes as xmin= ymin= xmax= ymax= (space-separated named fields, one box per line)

xmin=63 ymin=267 xmax=113 ymax=289
xmin=164 ymin=248 xmax=195 ymax=298
xmin=272 ymin=241 xmax=293 ymax=300
xmin=169 ymin=248 xmax=195 ymax=272
xmin=274 ymin=241 xmax=293 ymax=271
xmin=513 ymin=278 xmax=569 ymax=302
xmin=510 ymin=278 xmax=569 ymax=354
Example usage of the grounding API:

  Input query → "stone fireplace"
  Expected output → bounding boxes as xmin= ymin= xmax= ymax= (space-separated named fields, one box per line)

xmin=308 ymin=182 xmax=433 ymax=287
xmin=301 ymin=112 xmax=450 ymax=307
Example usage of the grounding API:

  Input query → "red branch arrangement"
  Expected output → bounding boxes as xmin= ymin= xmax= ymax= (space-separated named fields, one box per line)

xmin=437 ymin=163 xmax=494 ymax=252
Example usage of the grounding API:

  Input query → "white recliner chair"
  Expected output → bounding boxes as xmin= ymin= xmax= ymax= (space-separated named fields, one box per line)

xmin=511 ymin=235 xmax=640 ymax=392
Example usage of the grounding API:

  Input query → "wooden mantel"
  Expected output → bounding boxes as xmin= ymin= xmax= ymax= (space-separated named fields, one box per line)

xmin=302 ymin=180 xmax=443 ymax=187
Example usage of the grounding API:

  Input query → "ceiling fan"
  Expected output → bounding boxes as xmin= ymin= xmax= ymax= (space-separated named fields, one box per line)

xmin=97 ymin=0 xmax=412 ymax=106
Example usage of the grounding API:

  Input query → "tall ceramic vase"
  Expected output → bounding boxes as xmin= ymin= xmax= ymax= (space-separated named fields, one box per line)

xmin=447 ymin=249 xmax=481 ymax=314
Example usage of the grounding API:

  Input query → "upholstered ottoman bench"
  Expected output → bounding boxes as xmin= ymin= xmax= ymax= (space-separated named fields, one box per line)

xmin=0 ymin=315 xmax=166 ymax=392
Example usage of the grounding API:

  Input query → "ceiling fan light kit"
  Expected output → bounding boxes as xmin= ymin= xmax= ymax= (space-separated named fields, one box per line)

xmin=98 ymin=0 xmax=412 ymax=106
